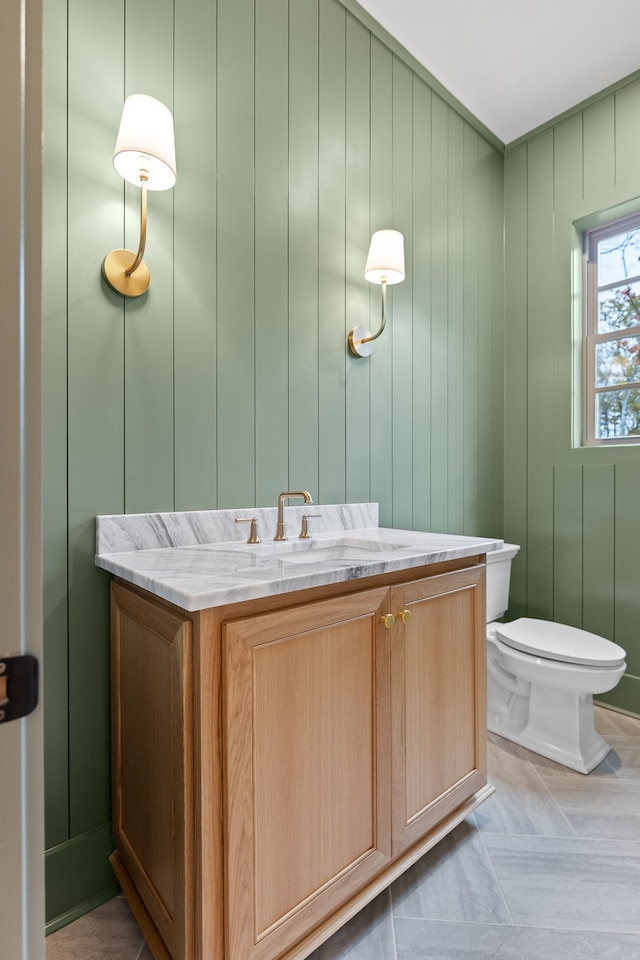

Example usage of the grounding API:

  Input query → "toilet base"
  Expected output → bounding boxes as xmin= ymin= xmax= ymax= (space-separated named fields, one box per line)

xmin=488 ymin=688 xmax=611 ymax=774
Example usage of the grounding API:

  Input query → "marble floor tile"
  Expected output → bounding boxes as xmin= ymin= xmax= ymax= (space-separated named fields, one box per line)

xmin=306 ymin=890 xmax=395 ymax=960
xmin=394 ymin=917 xmax=640 ymax=960
xmin=543 ymin=776 xmax=640 ymax=840
xmin=391 ymin=820 xmax=511 ymax=924
xmin=472 ymin=734 xmax=576 ymax=836
xmin=595 ymin=706 xmax=640 ymax=737
xmin=482 ymin=834 xmax=640 ymax=934
xmin=604 ymin=736 xmax=640 ymax=780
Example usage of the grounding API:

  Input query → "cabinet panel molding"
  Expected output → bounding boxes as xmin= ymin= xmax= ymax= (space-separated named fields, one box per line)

xmin=223 ymin=587 xmax=391 ymax=960
xmin=111 ymin=583 xmax=195 ymax=960
xmin=390 ymin=566 xmax=486 ymax=852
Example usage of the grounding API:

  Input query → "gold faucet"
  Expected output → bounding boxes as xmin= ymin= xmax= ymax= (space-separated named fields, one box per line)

xmin=275 ymin=490 xmax=312 ymax=541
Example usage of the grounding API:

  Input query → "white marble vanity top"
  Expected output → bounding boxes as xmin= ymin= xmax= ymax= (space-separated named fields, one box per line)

xmin=95 ymin=503 xmax=502 ymax=612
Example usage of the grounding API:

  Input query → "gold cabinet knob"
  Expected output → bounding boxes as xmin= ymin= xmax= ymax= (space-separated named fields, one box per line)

xmin=398 ymin=609 xmax=411 ymax=624
xmin=381 ymin=613 xmax=395 ymax=629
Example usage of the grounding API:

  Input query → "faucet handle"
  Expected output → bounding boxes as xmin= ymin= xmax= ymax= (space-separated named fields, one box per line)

xmin=235 ymin=517 xmax=260 ymax=544
xmin=299 ymin=514 xmax=322 ymax=539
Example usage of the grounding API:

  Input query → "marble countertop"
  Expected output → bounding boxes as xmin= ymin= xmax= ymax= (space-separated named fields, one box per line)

xmin=95 ymin=503 xmax=503 ymax=612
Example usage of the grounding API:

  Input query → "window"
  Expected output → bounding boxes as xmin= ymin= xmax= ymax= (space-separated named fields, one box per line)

xmin=584 ymin=213 xmax=640 ymax=444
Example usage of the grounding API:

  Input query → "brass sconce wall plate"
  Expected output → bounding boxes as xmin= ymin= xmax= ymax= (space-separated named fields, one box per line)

xmin=348 ymin=324 xmax=376 ymax=358
xmin=102 ymin=249 xmax=150 ymax=297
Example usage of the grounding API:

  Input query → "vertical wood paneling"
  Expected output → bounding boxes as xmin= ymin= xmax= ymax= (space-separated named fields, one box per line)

xmin=391 ymin=57 xmax=414 ymax=530
xmin=174 ymin=0 xmax=218 ymax=510
xmin=447 ymin=111 xmax=465 ymax=534
xmin=553 ymin=465 xmax=583 ymax=627
xmin=525 ymin=131 xmax=555 ymax=619
xmin=411 ymin=77 xmax=432 ymax=532
xmin=255 ymin=0 xmax=290 ymax=506
xmin=487 ymin=144 xmax=505 ymax=538
xmin=462 ymin=126 xmax=479 ymax=536
xmin=583 ymin=464 xmax=615 ymax=640
xmin=615 ymin=79 xmax=640 ymax=191
xmin=66 ymin=0 xmax=125 ymax=835
xmin=318 ymin=1 xmax=347 ymax=505
xmin=42 ymin=0 xmax=69 ymax=850
xmin=503 ymin=143 xmax=528 ymax=614
xmin=553 ymin=113 xmax=583 ymax=209
xmin=123 ymin=0 xmax=176 ymax=514
xmin=368 ymin=37 xmax=394 ymax=528
xmin=477 ymin=140 xmax=504 ymax=541
xmin=288 ymin=0 xmax=320 ymax=493
xmin=430 ymin=96 xmax=449 ymax=530
xmin=615 ymin=465 xmax=640 ymax=677
xmin=583 ymin=96 xmax=615 ymax=199
xmin=216 ymin=0 xmax=256 ymax=507
xmin=345 ymin=14 xmax=371 ymax=505
xmin=551 ymin=215 xmax=575 ymax=459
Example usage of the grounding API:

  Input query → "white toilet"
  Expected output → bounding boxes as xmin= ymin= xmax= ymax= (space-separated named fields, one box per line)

xmin=486 ymin=543 xmax=627 ymax=774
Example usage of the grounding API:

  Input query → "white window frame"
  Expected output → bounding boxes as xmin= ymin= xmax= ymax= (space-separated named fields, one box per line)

xmin=584 ymin=211 xmax=640 ymax=446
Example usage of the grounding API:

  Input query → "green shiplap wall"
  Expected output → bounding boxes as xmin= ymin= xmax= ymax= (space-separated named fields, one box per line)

xmin=504 ymin=76 xmax=640 ymax=715
xmin=42 ymin=0 xmax=504 ymax=928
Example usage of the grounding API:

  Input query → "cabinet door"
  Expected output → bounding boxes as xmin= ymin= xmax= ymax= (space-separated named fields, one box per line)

xmin=390 ymin=566 xmax=486 ymax=854
xmin=223 ymin=587 xmax=392 ymax=960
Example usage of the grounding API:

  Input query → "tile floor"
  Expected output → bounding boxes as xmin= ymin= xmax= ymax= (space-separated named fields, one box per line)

xmin=46 ymin=706 xmax=640 ymax=960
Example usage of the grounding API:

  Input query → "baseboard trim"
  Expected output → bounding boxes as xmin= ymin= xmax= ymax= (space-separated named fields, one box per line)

xmin=594 ymin=698 xmax=640 ymax=721
xmin=45 ymin=888 xmax=118 ymax=936
xmin=45 ymin=821 xmax=117 ymax=929
xmin=595 ymin=672 xmax=640 ymax=718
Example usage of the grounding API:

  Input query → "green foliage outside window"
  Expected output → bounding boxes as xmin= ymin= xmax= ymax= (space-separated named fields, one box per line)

xmin=587 ymin=220 xmax=640 ymax=441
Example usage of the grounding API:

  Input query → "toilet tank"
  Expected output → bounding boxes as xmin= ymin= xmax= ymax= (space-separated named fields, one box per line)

xmin=485 ymin=543 xmax=521 ymax=622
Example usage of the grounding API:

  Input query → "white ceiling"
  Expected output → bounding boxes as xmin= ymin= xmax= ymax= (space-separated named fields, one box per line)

xmin=357 ymin=0 xmax=640 ymax=144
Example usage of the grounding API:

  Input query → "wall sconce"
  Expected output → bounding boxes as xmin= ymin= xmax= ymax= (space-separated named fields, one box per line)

xmin=348 ymin=229 xmax=405 ymax=357
xmin=102 ymin=94 xmax=176 ymax=298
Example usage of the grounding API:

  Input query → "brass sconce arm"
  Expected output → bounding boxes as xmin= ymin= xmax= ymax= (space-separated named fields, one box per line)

xmin=102 ymin=173 xmax=150 ymax=297
xmin=348 ymin=280 xmax=387 ymax=357
xmin=125 ymin=175 xmax=148 ymax=277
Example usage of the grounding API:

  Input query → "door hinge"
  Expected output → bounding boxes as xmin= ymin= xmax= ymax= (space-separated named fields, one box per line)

xmin=0 ymin=654 xmax=38 ymax=723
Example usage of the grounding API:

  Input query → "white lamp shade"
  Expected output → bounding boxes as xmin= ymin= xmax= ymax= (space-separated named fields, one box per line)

xmin=364 ymin=229 xmax=405 ymax=284
xmin=113 ymin=94 xmax=177 ymax=191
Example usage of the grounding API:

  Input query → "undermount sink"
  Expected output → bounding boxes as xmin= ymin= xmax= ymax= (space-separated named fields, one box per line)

xmin=280 ymin=543 xmax=394 ymax=565
xmin=226 ymin=536 xmax=410 ymax=565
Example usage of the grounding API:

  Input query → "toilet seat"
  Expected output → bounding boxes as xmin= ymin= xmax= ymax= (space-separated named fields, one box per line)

xmin=495 ymin=618 xmax=626 ymax=668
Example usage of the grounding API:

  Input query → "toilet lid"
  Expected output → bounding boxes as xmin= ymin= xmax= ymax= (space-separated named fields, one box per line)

xmin=495 ymin=618 xmax=626 ymax=667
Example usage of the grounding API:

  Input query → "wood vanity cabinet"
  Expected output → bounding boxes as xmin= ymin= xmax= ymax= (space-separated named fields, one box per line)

xmin=110 ymin=558 xmax=489 ymax=960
